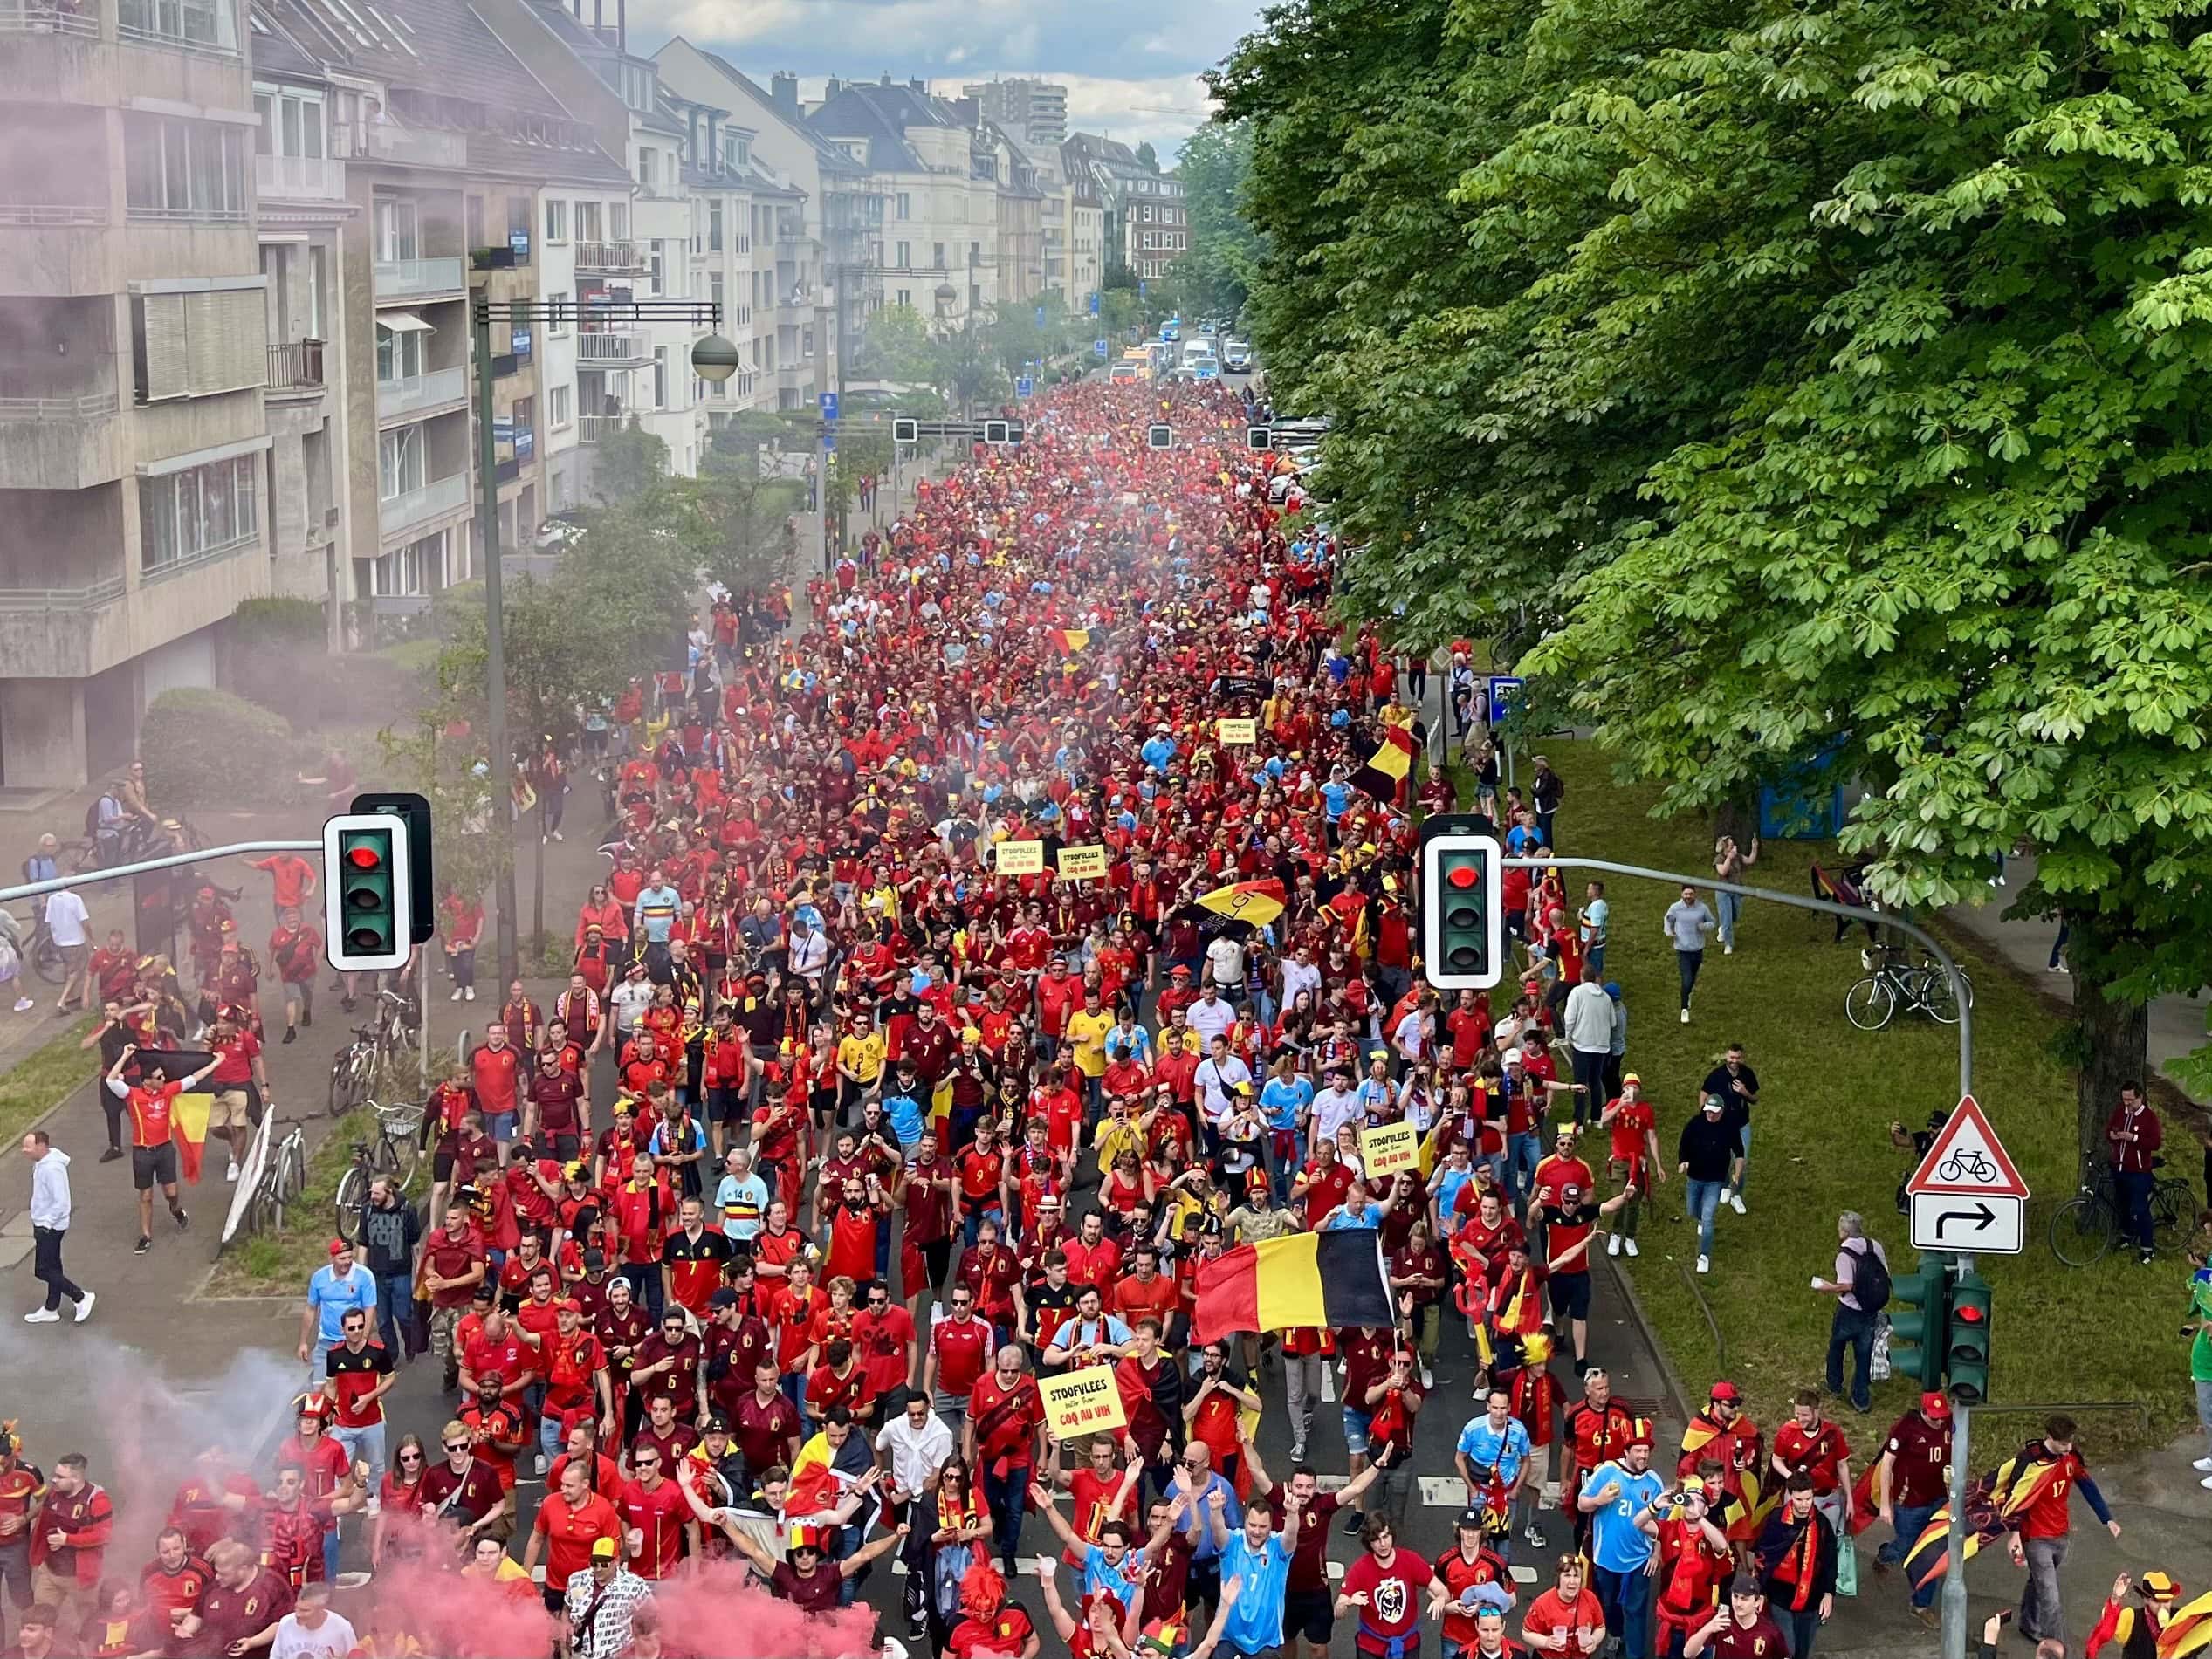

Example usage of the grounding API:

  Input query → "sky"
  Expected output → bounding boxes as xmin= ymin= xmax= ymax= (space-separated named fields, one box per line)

xmin=630 ymin=0 xmax=1261 ymax=159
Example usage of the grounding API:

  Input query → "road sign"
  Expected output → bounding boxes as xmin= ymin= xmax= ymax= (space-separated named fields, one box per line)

xmin=1034 ymin=305 xmax=1046 ymax=328
xmin=1906 ymin=1095 xmax=2030 ymax=1199
xmin=1015 ymin=375 xmax=1034 ymax=399
xmin=1088 ymin=291 xmax=1100 ymax=316
xmin=1911 ymin=1191 xmax=2024 ymax=1255
xmin=1486 ymin=675 xmax=1524 ymax=726
xmin=819 ymin=391 xmax=838 ymax=421
xmin=1094 ymin=339 xmax=1109 ymax=359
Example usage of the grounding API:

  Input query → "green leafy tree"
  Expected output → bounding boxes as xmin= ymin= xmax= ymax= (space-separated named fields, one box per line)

xmin=590 ymin=416 xmax=669 ymax=505
xmin=853 ymin=302 xmax=940 ymax=386
xmin=936 ymin=319 xmax=1008 ymax=415
xmin=1134 ymin=141 xmax=1159 ymax=172
xmin=1176 ymin=120 xmax=1263 ymax=321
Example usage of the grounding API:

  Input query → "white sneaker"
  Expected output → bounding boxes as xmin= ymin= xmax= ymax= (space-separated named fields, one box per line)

xmin=1728 ymin=1193 xmax=1748 ymax=1216
xmin=1625 ymin=1238 xmax=1639 ymax=1258
xmin=2195 ymin=1457 xmax=2212 ymax=1473
xmin=72 ymin=1291 xmax=94 ymax=1323
xmin=1723 ymin=942 xmax=1734 ymax=956
xmin=450 ymin=988 xmax=464 ymax=1002
xmin=226 ymin=1161 xmax=240 ymax=1183
xmin=534 ymin=1453 xmax=549 ymax=1477
xmin=1680 ymin=1008 xmax=1691 ymax=1024
xmin=2202 ymin=1473 xmax=2212 ymax=1491
xmin=1607 ymin=1234 xmax=1622 ymax=1257
xmin=365 ymin=1493 xmax=381 ymax=1515
xmin=1696 ymin=1255 xmax=1710 ymax=1274
xmin=552 ymin=831 xmax=564 ymax=842
xmin=1420 ymin=1367 xmax=1434 ymax=1389
xmin=464 ymin=986 xmax=476 ymax=1001
xmin=11 ymin=997 xmax=31 ymax=1012
xmin=23 ymin=1308 xmax=60 ymax=1324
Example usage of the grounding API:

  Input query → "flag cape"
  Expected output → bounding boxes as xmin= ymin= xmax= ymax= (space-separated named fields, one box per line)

xmin=1196 ymin=878 xmax=1285 ymax=928
xmin=136 ymin=1048 xmax=216 ymax=1183
xmin=785 ymin=1431 xmax=842 ymax=1523
xmin=1191 ymin=1227 xmax=1394 ymax=1342
xmin=2161 ymin=1592 xmax=2212 ymax=1659
xmin=1351 ymin=723 xmax=1418 ymax=801
xmin=1049 ymin=628 xmax=1090 ymax=655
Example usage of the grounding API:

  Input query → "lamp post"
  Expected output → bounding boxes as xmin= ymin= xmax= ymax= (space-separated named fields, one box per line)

xmin=470 ymin=296 xmax=738 ymax=982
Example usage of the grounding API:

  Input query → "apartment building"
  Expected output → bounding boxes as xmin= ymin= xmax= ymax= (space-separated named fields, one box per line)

xmin=0 ymin=0 xmax=276 ymax=784
xmin=655 ymin=46 xmax=880 ymax=413
xmin=1063 ymin=131 xmax=1187 ymax=284
xmin=961 ymin=78 xmax=1067 ymax=148
xmin=1011 ymin=133 xmax=1098 ymax=309
xmin=982 ymin=123 xmax=1046 ymax=309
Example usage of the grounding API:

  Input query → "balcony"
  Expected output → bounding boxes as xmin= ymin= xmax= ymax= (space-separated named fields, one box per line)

xmin=256 ymin=154 xmax=345 ymax=202
xmin=0 ymin=573 xmax=126 ymax=680
xmin=0 ymin=1 xmax=98 ymax=37
xmin=379 ymin=470 xmax=469 ymax=538
xmin=142 ymin=531 xmax=256 ymax=586
xmin=266 ymin=339 xmax=324 ymax=391
xmin=353 ymin=121 xmax=468 ymax=170
xmin=577 ymin=414 xmax=624 ymax=443
xmin=576 ymin=327 xmax=648 ymax=366
xmin=0 ymin=390 xmax=121 ymax=490
xmin=377 ymin=366 xmax=467 ymax=423
xmin=574 ymin=240 xmax=644 ymax=275
xmin=374 ymin=257 xmax=465 ymax=302
xmin=471 ymin=237 xmax=532 ymax=271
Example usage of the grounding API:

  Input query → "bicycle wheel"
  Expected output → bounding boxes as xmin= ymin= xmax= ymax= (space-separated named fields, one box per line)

xmin=1919 ymin=970 xmax=1961 ymax=1026
xmin=2154 ymin=1178 xmax=2196 ymax=1231
xmin=2049 ymin=1194 xmax=2118 ymax=1267
xmin=30 ymin=934 xmax=66 ymax=985
xmin=333 ymin=1164 xmax=370 ymax=1244
xmin=247 ymin=1177 xmax=279 ymax=1237
xmin=1844 ymin=976 xmax=1897 ymax=1032
xmin=374 ymin=1128 xmax=421 ymax=1192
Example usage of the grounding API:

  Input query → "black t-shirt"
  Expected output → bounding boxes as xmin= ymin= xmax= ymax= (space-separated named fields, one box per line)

xmin=1700 ymin=1064 xmax=1760 ymax=1133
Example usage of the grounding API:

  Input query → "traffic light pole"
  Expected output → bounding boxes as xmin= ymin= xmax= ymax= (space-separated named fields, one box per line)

xmin=1943 ymin=1266 xmax=1974 ymax=1659
xmin=1504 ymin=855 xmax=1975 ymax=1099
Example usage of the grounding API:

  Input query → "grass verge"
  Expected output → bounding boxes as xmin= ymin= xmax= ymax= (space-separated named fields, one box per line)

xmin=1487 ymin=740 xmax=2188 ymax=1457
xmin=0 ymin=1017 xmax=96 ymax=1146
xmin=204 ymin=1106 xmax=372 ymax=1296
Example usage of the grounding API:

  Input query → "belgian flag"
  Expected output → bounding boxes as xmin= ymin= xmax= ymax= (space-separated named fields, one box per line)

xmin=1351 ymin=723 xmax=1419 ymax=802
xmin=1191 ymin=1227 xmax=1395 ymax=1342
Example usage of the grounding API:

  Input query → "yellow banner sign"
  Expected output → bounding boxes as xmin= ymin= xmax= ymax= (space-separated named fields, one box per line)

xmin=994 ymin=839 xmax=1045 ymax=875
xmin=1057 ymin=844 xmax=1109 ymax=881
xmin=1363 ymin=1120 xmax=1420 ymax=1178
xmin=1039 ymin=1366 xmax=1129 ymax=1442
xmin=1217 ymin=717 xmax=1258 ymax=745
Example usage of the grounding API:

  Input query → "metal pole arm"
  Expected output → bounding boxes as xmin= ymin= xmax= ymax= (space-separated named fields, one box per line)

xmin=0 ymin=840 xmax=318 ymax=906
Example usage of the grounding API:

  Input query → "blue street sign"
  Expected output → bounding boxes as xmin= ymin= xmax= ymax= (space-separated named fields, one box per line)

xmin=509 ymin=230 xmax=530 ymax=257
xmin=1094 ymin=339 xmax=1109 ymax=359
xmin=1487 ymin=675 xmax=1525 ymax=726
xmin=1034 ymin=305 xmax=1045 ymax=327
xmin=1088 ymin=291 xmax=1100 ymax=316
xmin=510 ymin=328 xmax=532 ymax=357
xmin=819 ymin=391 xmax=839 ymax=421
xmin=823 ymin=433 xmax=836 ymax=453
xmin=1016 ymin=376 xmax=1034 ymax=399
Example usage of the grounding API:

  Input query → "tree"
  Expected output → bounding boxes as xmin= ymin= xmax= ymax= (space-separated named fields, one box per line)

xmin=935 ymin=319 xmax=1007 ymax=415
xmin=853 ymin=302 xmax=939 ymax=386
xmin=1176 ymin=120 xmax=1263 ymax=321
xmin=1135 ymin=141 xmax=1158 ymax=172
xmin=590 ymin=416 xmax=668 ymax=505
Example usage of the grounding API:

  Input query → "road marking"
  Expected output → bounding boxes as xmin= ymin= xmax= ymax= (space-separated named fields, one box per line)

xmin=1510 ymin=1566 xmax=1540 ymax=1585
xmin=1419 ymin=1477 xmax=1464 ymax=1508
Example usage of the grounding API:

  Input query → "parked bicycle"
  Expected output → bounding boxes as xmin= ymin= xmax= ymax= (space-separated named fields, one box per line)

xmin=333 ymin=1098 xmax=426 ymax=1244
xmin=247 ymin=1117 xmax=308 ymax=1236
xmin=2048 ymin=1153 xmax=2199 ymax=1266
xmin=1844 ymin=943 xmax=1973 ymax=1031
xmin=325 ymin=989 xmax=419 ymax=1115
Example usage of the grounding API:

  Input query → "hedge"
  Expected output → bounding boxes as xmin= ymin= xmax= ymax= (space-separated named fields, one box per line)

xmin=140 ymin=688 xmax=313 ymax=810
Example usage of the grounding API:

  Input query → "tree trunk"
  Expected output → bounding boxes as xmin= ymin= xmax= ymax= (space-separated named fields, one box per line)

xmin=2067 ymin=911 xmax=2149 ymax=1172
xmin=531 ymin=812 xmax=546 ymax=951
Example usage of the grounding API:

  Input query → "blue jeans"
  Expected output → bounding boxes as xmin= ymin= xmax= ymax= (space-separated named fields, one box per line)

xmin=375 ymin=1269 xmax=414 ymax=1358
xmin=1717 ymin=890 xmax=1743 ymax=949
xmin=332 ymin=1420 xmax=387 ymax=1491
xmin=1826 ymin=1303 xmax=1875 ymax=1412
xmin=980 ymin=1462 xmax=1029 ymax=1575
xmin=1594 ymin=1561 xmax=1653 ymax=1659
xmin=1508 ymin=1132 xmax=1541 ymax=1197
xmin=2116 ymin=1169 xmax=2154 ymax=1253
xmin=1686 ymin=1179 xmax=1722 ymax=1256
xmin=1778 ymin=1606 xmax=1819 ymax=1658
xmin=1878 ymin=1502 xmax=1940 ymax=1607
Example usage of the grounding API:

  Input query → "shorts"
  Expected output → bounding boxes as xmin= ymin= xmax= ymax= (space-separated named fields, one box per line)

xmin=132 ymin=1142 xmax=178 ymax=1190
xmin=1549 ymin=1269 xmax=1592 ymax=1323
xmin=1285 ymin=1588 xmax=1335 ymax=1646
xmin=207 ymin=1089 xmax=251 ymax=1132
xmin=484 ymin=1110 xmax=519 ymax=1142
xmin=705 ymin=1083 xmax=745 ymax=1124
xmin=545 ymin=1133 xmax=580 ymax=1163
xmin=1342 ymin=1404 xmax=1374 ymax=1455
xmin=433 ymin=1149 xmax=457 ymax=1183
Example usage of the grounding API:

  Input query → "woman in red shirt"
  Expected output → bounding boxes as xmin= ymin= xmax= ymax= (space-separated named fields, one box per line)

xmin=441 ymin=892 xmax=484 ymax=1004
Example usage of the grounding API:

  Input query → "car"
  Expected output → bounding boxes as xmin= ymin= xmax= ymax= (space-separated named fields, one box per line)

xmin=1223 ymin=341 xmax=1252 ymax=372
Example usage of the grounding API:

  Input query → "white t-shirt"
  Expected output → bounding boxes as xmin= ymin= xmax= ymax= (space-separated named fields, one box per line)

xmin=1312 ymin=1086 xmax=1362 ymax=1146
xmin=1185 ymin=996 xmax=1237 ymax=1045
xmin=44 ymin=889 xmax=89 ymax=948
xmin=270 ymin=1611 xmax=359 ymax=1659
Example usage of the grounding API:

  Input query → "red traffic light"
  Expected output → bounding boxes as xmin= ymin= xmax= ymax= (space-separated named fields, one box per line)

xmin=1955 ymin=1305 xmax=1984 ymax=1322
xmin=1447 ymin=865 xmax=1479 ymax=888
xmin=347 ymin=845 xmax=382 ymax=870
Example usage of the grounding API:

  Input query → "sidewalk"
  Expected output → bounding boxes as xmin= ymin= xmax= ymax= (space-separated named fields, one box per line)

xmin=1944 ymin=854 xmax=2210 ymax=1106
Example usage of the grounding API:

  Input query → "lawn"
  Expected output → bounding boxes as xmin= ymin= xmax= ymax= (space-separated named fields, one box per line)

xmin=1490 ymin=741 xmax=2191 ymax=1457
xmin=0 ymin=1017 xmax=96 ymax=1145
xmin=204 ymin=1105 xmax=375 ymax=1296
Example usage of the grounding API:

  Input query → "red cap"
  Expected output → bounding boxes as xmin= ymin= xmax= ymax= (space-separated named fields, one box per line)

xmin=557 ymin=1297 xmax=583 ymax=1314
xmin=1920 ymin=1390 xmax=1952 ymax=1419
xmin=327 ymin=1237 xmax=350 ymax=1257
xmin=1709 ymin=1380 xmax=1741 ymax=1403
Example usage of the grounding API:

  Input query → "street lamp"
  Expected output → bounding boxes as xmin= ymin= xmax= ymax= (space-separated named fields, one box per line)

xmin=470 ymin=296 xmax=734 ymax=981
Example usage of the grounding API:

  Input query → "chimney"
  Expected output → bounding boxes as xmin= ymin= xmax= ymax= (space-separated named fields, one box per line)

xmin=909 ymin=77 xmax=924 ymax=93
xmin=881 ymin=72 xmax=894 ymax=86
xmin=771 ymin=72 xmax=798 ymax=113
xmin=614 ymin=0 xmax=624 ymax=53
xmin=823 ymin=77 xmax=842 ymax=99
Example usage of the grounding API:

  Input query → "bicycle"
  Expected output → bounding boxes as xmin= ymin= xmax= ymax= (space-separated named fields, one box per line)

xmin=249 ymin=1117 xmax=308 ymax=1236
xmin=2048 ymin=1154 xmax=2199 ymax=1266
xmin=333 ymin=1098 xmax=426 ymax=1243
xmin=16 ymin=908 xmax=65 ymax=985
xmin=1844 ymin=944 xmax=1974 ymax=1031
xmin=326 ymin=1024 xmax=381 ymax=1117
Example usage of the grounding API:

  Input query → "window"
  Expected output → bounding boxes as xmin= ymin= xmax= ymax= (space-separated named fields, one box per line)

xmin=574 ymin=200 xmax=601 ymax=242
xmin=895 ymin=240 xmax=910 ymax=269
xmin=723 ymin=133 xmax=749 ymax=169
xmin=120 ymin=0 xmax=236 ymax=49
xmin=710 ymin=273 xmax=724 ymax=312
xmin=969 ymin=240 xmax=980 ymax=268
xmin=551 ymin=384 xmax=573 ymax=428
xmin=357 ymin=532 xmax=445 ymax=600
xmin=897 ymin=287 xmax=910 ymax=307
xmin=652 ymin=346 xmax=668 ymax=409
xmin=125 ymin=115 xmax=246 ymax=221
xmin=1142 ymin=204 xmax=1153 ymax=223
xmin=141 ymin=454 xmax=258 ymax=573
xmin=708 ymin=199 xmax=723 ymax=252
xmin=374 ymin=197 xmax=418 ymax=262
xmin=132 ymin=288 xmax=263 ymax=402
xmin=649 ymin=240 xmax=663 ymax=295
xmin=932 ymin=241 xmax=945 ymax=269
xmin=374 ymin=319 xmax=424 ymax=384
xmin=609 ymin=202 xmax=629 ymax=241
xmin=545 ymin=292 xmax=570 ymax=337
xmin=252 ymin=85 xmax=324 ymax=158
xmin=637 ymin=147 xmax=656 ymax=190
xmin=379 ymin=425 xmax=426 ymax=502
xmin=896 ymin=192 xmax=910 ymax=220
xmin=545 ymin=198 xmax=567 ymax=243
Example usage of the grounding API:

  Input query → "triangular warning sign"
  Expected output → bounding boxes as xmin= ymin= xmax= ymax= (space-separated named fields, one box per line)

xmin=1906 ymin=1095 xmax=2030 ymax=1199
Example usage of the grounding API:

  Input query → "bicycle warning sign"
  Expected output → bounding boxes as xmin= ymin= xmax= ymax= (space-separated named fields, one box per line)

xmin=1906 ymin=1095 xmax=2030 ymax=1199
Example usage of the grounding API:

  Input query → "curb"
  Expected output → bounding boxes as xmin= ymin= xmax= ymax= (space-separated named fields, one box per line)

xmin=1602 ymin=1252 xmax=1695 ymax=1428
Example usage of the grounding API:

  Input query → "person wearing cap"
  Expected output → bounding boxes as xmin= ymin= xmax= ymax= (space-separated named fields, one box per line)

xmin=1870 ymin=1388 xmax=1952 ymax=1622
xmin=1577 ymin=1424 xmax=1665 ymax=1659
xmin=1536 ymin=1176 xmax=1631 ymax=1375
xmin=298 ymin=1236 xmax=377 ymax=1379
xmin=1682 ymin=1575 xmax=1785 ymax=1659
xmin=1597 ymin=1077 xmax=1663 ymax=1260
xmin=560 ymin=1532 xmax=651 ymax=1656
xmin=1676 ymin=1095 xmax=1737 ymax=1276
xmin=2086 ymin=1570 xmax=2183 ymax=1659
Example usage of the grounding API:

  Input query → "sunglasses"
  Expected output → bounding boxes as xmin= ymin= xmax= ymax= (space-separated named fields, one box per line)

xmin=443 ymin=1442 xmax=471 ymax=1452
xmin=397 ymin=1450 xmax=424 ymax=1462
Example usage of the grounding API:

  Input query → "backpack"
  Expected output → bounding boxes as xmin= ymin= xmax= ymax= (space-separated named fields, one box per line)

xmin=1846 ymin=1239 xmax=1892 ymax=1313
xmin=86 ymin=793 xmax=118 ymax=837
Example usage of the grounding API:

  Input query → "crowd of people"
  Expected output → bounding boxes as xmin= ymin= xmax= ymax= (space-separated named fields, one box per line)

xmin=3 ymin=374 xmax=2202 ymax=1659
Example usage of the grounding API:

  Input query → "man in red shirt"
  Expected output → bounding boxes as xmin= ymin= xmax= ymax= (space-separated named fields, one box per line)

xmin=1337 ymin=1517 xmax=1441 ymax=1656
xmin=1111 ymin=1243 xmax=1180 ymax=1333
xmin=1769 ymin=1390 xmax=1851 ymax=1534
xmin=2105 ymin=1085 xmax=2164 ymax=1264
xmin=1871 ymin=1391 xmax=1952 ymax=1621
xmin=924 ymin=1287 xmax=995 ymax=1445
xmin=965 ymin=1345 xmax=1044 ymax=1578
xmin=852 ymin=1283 xmax=917 ymax=1397
xmin=103 ymin=1045 xmax=216 ymax=1255
xmin=470 ymin=1025 xmax=522 ymax=1149
xmin=521 ymin=1457 xmax=621 ymax=1613
xmin=805 ymin=1338 xmax=876 ymax=1429
xmin=176 ymin=1540 xmax=291 ymax=1656
xmin=1684 ymin=1575 xmax=1787 ymax=1659
xmin=729 ymin=1360 xmax=801 ymax=1486
xmin=265 ymin=907 xmax=322 ymax=1043
xmin=1999 ymin=1414 xmax=2121 ymax=1644
xmin=615 ymin=1444 xmax=696 ymax=1580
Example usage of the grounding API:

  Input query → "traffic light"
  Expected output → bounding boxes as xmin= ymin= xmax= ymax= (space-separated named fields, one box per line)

xmin=1886 ymin=1252 xmax=1950 ymax=1389
xmin=892 ymin=416 xmax=919 ymax=444
xmin=1147 ymin=423 xmax=1173 ymax=449
xmin=1247 ymin=426 xmax=1272 ymax=452
xmin=322 ymin=811 xmax=415 ymax=972
xmin=1419 ymin=822 xmax=1502 ymax=990
xmin=1944 ymin=1267 xmax=1992 ymax=1403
